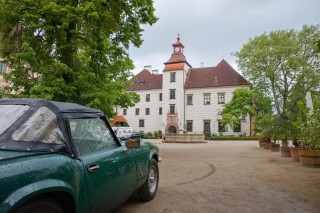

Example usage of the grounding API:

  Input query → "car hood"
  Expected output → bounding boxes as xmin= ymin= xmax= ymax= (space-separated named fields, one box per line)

xmin=0 ymin=150 xmax=40 ymax=161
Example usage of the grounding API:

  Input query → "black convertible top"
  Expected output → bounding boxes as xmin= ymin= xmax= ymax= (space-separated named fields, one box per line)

xmin=0 ymin=98 xmax=103 ymax=114
xmin=0 ymin=98 xmax=106 ymax=155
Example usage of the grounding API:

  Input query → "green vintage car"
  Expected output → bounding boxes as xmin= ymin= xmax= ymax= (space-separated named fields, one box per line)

xmin=0 ymin=98 xmax=161 ymax=213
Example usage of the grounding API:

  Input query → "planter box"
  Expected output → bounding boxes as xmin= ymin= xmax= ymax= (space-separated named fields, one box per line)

xmin=264 ymin=142 xmax=271 ymax=149
xmin=164 ymin=134 xmax=206 ymax=143
xmin=270 ymin=143 xmax=280 ymax=152
xmin=298 ymin=150 xmax=320 ymax=167
xmin=258 ymin=139 xmax=265 ymax=147
xmin=280 ymin=146 xmax=291 ymax=157
xmin=289 ymin=147 xmax=300 ymax=162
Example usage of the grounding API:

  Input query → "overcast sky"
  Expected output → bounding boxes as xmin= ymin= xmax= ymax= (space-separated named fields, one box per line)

xmin=129 ymin=0 xmax=320 ymax=75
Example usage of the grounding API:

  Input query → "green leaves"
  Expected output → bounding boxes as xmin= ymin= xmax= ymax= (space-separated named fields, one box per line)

xmin=0 ymin=0 xmax=157 ymax=117
xmin=221 ymin=87 xmax=272 ymax=135
xmin=234 ymin=25 xmax=320 ymax=116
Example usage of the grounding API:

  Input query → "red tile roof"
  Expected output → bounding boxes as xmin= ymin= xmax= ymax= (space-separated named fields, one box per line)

xmin=113 ymin=115 xmax=127 ymax=123
xmin=111 ymin=115 xmax=127 ymax=126
xmin=128 ymin=60 xmax=248 ymax=91
xmin=185 ymin=60 xmax=249 ymax=89
xmin=163 ymin=63 xmax=185 ymax=71
xmin=164 ymin=53 xmax=187 ymax=65
xmin=128 ymin=69 xmax=163 ymax=91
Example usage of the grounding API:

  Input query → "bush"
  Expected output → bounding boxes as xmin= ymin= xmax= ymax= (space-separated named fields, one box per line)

xmin=144 ymin=132 xmax=157 ymax=139
xmin=210 ymin=136 xmax=259 ymax=141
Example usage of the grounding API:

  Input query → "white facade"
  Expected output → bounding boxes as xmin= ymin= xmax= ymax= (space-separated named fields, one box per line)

xmin=116 ymin=36 xmax=251 ymax=137
xmin=184 ymin=86 xmax=250 ymax=136
xmin=121 ymin=89 xmax=163 ymax=133
xmin=118 ymin=83 xmax=250 ymax=136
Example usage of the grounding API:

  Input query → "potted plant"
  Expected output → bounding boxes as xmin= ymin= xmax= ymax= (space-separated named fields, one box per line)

xmin=294 ymin=99 xmax=320 ymax=167
xmin=289 ymin=140 xmax=300 ymax=162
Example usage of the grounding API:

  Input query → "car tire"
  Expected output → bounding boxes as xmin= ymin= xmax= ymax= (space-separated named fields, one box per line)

xmin=15 ymin=196 xmax=64 ymax=213
xmin=138 ymin=158 xmax=159 ymax=201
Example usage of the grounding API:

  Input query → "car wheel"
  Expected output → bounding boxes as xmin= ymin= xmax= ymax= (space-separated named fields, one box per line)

xmin=15 ymin=196 xmax=64 ymax=213
xmin=138 ymin=158 xmax=159 ymax=201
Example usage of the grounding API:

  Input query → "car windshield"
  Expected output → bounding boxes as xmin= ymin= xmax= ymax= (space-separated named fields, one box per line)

xmin=0 ymin=105 xmax=30 ymax=134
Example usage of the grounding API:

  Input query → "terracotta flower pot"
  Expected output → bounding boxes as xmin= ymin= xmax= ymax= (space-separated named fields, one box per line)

xmin=270 ymin=143 xmax=280 ymax=152
xmin=258 ymin=139 xmax=265 ymax=147
xmin=289 ymin=147 xmax=300 ymax=162
xmin=298 ymin=150 xmax=320 ymax=167
xmin=280 ymin=146 xmax=291 ymax=157
xmin=264 ymin=142 xmax=271 ymax=149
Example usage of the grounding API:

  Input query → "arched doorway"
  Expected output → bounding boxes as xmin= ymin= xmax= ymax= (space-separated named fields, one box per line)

xmin=168 ymin=126 xmax=177 ymax=134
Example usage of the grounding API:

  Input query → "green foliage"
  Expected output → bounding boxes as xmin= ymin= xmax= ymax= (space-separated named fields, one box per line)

xmin=153 ymin=131 xmax=158 ymax=138
xmin=293 ymin=99 xmax=320 ymax=150
xmin=234 ymin=25 xmax=320 ymax=116
xmin=220 ymin=87 xmax=272 ymax=135
xmin=234 ymin=25 xmax=320 ymax=141
xmin=144 ymin=132 xmax=156 ymax=139
xmin=210 ymin=136 xmax=259 ymax=141
xmin=0 ymin=0 xmax=157 ymax=118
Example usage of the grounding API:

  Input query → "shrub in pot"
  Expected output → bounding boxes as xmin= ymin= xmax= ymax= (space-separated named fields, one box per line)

xmin=294 ymin=100 xmax=320 ymax=167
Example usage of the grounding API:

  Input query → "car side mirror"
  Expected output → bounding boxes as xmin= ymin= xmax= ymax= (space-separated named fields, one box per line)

xmin=125 ymin=139 xmax=141 ymax=148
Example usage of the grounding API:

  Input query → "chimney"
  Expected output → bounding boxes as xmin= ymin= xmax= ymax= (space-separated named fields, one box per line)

xmin=214 ymin=76 xmax=218 ymax=85
xmin=152 ymin=69 xmax=159 ymax=75
xmin=144 ymin=65 xmax=152 ymax=73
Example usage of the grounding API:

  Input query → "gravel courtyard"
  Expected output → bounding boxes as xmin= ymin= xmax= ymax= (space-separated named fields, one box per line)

xmin=116 ymin=140 xmax=320 ymax=213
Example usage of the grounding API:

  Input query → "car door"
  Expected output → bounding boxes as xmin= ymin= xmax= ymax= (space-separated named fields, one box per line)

xmin=69 ymin=117 xmax=137 ymax=212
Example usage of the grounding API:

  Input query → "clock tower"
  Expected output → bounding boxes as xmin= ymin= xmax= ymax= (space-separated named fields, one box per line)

xmin=173 ymin=34 xmax=184 ymax=53
xmin=162 ymin=35 xmax=192 ymax=135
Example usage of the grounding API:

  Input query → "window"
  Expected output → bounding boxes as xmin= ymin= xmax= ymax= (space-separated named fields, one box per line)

xmin=0 ymin=105 xmax=29 ymax=134
xmin=159 ymin=93 xmax=162 ymax=101
xmin=204 ymin=93 xmax=211 ymax=105
xmin=234 ymin=121 xmax=241 ymax=132
xmin=123 ymin=109 xmax=127 ymax=115
xmin=170 ymin=89 xmax=176 ymax=99
xmin=218 ymin=93 xmax=225 ymax=104
xmin=159 ymin=107 xmax=162 ymax=115
xmin=218 ymin=120 xmax=226 ymax=132
xmin=170 ymin=72 xmax=176 ymax=82
xmin=187 ymin=94 xmax=193 ymax=105
xmin=139 ymin=119 xmax=145 ymax=127
xmin=146 ymin=94 xmax=150 ymax=102
xmin=146 ymin=108 xmax=150 ymax=115
xmin=170 ymin=104 xmax=175 ymax=114
xmin=69 ymin=117 xmax=118 ymax=156
xmin=135 ymin=108 xmax=139 ymax=115
xmin=0 ymin=62 xmax=7 ymax=75
xmin=12 ymin=107 xmax=66 ymax=144
xmin=187 ymin=120 xmax=193 ymax=132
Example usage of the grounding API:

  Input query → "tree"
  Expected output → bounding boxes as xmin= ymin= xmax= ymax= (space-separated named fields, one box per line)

xmin=233 ymin=25 xmax=320 ymax=143
xmin=234 ymin=25 xmax=320 ymax=116
xmin=0 ymin=0 xmax=157 ymax=117
xmin=220 ymin=87 xmax=272 ymax=136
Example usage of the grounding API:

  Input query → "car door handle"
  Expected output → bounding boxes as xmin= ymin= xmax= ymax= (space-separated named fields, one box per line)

xmin=87 ymin=164 xmax=100 ymax=173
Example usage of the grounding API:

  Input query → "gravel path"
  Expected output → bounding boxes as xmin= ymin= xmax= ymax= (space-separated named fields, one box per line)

xmin=116 ymin=140 xmax=320 ymax=213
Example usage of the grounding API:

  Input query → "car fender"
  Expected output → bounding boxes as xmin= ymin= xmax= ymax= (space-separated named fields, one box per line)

xmin=2 ymin=179 xmax=75 ymax=213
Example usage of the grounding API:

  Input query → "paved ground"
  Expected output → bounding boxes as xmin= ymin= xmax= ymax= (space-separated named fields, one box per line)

xmin=116 ymin=140 xmax=320 ymax=213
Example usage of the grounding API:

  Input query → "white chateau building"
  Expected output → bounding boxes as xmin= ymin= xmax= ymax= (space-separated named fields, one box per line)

xmin=117 ymin=36 xmax=251 ymax=137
